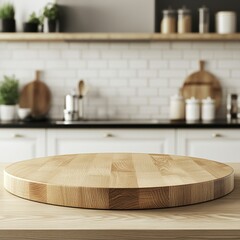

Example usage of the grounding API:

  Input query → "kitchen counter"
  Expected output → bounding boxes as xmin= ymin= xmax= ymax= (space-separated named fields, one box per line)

xmin=0 ymin=163 xmax=240 ymax=240
xmin=1 ymin=119 xmax=240 ymax=129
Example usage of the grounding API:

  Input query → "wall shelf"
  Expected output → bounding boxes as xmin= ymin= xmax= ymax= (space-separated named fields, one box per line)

xmin=0 ymin=33 xmax=240 ymax=42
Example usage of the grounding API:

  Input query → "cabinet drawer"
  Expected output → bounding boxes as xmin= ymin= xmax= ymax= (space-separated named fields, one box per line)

xmin=47 ymin=129 xmax=175 ymax=156
xmin=0 ymin=129 xmax=46 ymax=163
xmin=177 ymin=129 xmax=240 ymax=162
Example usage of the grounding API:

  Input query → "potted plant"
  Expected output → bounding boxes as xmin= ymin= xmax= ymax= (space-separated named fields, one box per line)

xmin=23 ymin=12 xmax=40 ymax=32
xmin=43 ymin=3 xmax=59 ymax=32
xmin=0 ymin=3 xmax=16 ymax=32
xmin=0 ymin=76 xmax=19 ymax=122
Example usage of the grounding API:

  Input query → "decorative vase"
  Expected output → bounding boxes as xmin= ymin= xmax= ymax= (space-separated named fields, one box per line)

xmin=48 ymin=19 xmax=57 ymax=32
xmin=2 ymin=19 xmax=16 ymax=32
xmin=23 ymin=22 xmax=39 ymax=32
xmin=0 ymin=105 xmax=16 ymax=122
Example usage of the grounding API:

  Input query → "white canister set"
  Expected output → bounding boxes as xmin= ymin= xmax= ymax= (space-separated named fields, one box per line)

xmin=170 ymin=95 xmax=216 ymax=122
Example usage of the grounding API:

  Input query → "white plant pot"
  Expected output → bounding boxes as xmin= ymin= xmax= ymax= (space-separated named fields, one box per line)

xmin=0 ymin=105 xmax=16 ymax=122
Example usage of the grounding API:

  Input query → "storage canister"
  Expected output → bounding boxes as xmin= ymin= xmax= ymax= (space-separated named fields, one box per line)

xmin=216 ymin=11 xmax=237 ymax=34
xmin=161 ymin=8 xmax=176 ymax=34
xmin=178 ymin=6 xmax=192 ymax=33
xmin=186 ymin=97 xmax=200 ymax=122
xmin=169 ymin=94 xmax=185 ymax=120
xmin=199 ymin=6 xmax=209 ymax=33
xmin=201 ymin=97 xmax=215 ymax=121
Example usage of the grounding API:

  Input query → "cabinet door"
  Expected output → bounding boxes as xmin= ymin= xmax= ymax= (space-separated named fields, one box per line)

xmin=177 ymin=129 xmax=240 ymax=163
xmin=47 ymin=129 xmax=175 ymax=156
xmin=0 ymin=129 xmax=46 ymax=163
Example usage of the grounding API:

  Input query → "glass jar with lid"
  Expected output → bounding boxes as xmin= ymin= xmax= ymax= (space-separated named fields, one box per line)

xmin=178 ymin=6 xmax=192 ymax=33
xmin=161 ymin=8 xmax=176 ymax=34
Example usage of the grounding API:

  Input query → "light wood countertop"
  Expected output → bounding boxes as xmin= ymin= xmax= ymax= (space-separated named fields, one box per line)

xmin=1 ymin=163 xmax=240 ymax=240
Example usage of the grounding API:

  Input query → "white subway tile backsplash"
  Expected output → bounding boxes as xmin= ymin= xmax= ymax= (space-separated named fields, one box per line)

xmin=150 ymin=42 xmax=170 ymax=49
xmin=82 ymin=50 xmax=100 ymax=59
xmin=122 ymin=50 xmax=139 ymax=59
xmin=169 ymin=60 xmax=190 ymax=69
xmin=39 ymin=50 xmax=60 ymax=59
xmin=138 ymin=88 xmax=158 ymax=97
xmin=129 ymin=78 xmax=148 ymax=87
xmin=149 ymin=60 xmax=168 ymax=69
xmin=99 ymin=70 xmax=118 ymax=78
xmin=138 ymin=69 xmax=157 ymax=78
xmin=119 ymin=70 xmax=136 ymax=78
xmin=149 ymin=78 xmax=168 ymax=87
xmin=110 ymin=79 xmax=128 ymax=87
xmin=171 ymin=42 xmax=192 ymax=49
xmin=78 ymin=69 xmax=98 ymax=78
xmin=87 ymin=60 xmax=108 ymax=69
xmin=139 ymin=50 xmax=162 ymax=59
xmin=129 ymin=97 xmax=148 ymax=105
xmin=129 ymin=60 xmax=147 ymax=69
xmin=108 ymin=60 xmax=128 ymax=69
xmin=12 ymin=50 xmax=38 ymax=60
xmin=162 ymin=50 xmax=182 ymax=59
xmin=46 ymin=60 xmax=67 ymax=70
xmin=101 ymin=50 xmax=122 ymax=59
xmin=2 ymin=41 xmax=240 ymax=119
xmin=61 ymin=50 xmax=79 ymax=59
xmin=139 ymin=106 xmax=160 ymax=114
xmin=67 ymin=60 xmax=87 ymax=69
xmin=218 ymin=60 xmax=240 ymax=69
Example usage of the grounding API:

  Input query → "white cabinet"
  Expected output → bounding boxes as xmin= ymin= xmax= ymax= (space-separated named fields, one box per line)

xmin=177 ymin=129 xmax=240 ymax=163
xmin=0 ymin=129 xmax=46 ymax=163
xmin=47 ymin=129 xmax=175 ymax=156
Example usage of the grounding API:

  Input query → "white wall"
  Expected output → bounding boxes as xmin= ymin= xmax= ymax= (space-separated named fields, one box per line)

xmin=0 ymin=0 xmax=155 ymax=32
xmin=58 ymin=0 xmax=155 ymax=32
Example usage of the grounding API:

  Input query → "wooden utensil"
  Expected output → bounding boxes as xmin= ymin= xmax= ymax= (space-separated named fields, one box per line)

xmin=19 ymin=71 xmax=51 ymax=118
xmin=4 ymin=153 xmax=234 ymax=210
xmin=181 ymin=60 xmax=222 ymax=109
xmin=78 ymin=80 xmax=84 ymax=98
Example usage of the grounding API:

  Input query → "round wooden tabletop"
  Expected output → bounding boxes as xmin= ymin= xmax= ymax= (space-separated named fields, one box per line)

xmin=4 ymin=153 xmax=234 ymax=210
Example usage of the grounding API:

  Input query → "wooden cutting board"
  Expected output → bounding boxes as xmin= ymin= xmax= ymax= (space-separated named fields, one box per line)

xmin=19 ymin=71 xmax=51 ymax=118
xmin=4 ymin=153 xmax=234 ymax=210
xmin=181 ymin=60 xmax=222 ymax=109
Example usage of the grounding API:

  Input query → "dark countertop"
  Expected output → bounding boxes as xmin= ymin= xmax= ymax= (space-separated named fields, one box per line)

xmin=0 ymin=119 xmax=240 ymax=129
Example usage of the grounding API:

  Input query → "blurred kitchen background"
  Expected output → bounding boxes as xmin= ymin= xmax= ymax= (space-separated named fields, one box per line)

xmin=0 ymin=0 xmax=239 ymax=120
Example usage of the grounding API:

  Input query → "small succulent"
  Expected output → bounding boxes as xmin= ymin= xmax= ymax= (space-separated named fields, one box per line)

xmin=0 ymin=3 xmax=15 ymax=20
xmin=43 ymin=3 xmax=59 ymax=20
xmin=27 ymin=12 xmax=41 ymax=25
xmin=0 ymin=76 xmax=19 ymax=105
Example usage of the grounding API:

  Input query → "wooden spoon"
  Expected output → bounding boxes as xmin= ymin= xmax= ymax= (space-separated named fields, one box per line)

xmin=78 ymin=80 xmax=88 ymax=98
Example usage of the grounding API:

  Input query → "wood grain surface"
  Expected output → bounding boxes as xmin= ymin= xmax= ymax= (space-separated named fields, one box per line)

xmin=0 ymin=163 xmax=240 ymax=239
xmin=1 ymin=33 xmax=240 ymax=42
xmin=19 ymin=71 xmax=51 ymax=119
xmin=182 ymin=60 xmax=222 ymax=109
xmin=4 ymin=153 xmax=234 ymax=210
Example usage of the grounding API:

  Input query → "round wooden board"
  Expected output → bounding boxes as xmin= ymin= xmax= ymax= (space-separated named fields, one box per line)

xmin=4 ymin=153 xmax=234 ymax=210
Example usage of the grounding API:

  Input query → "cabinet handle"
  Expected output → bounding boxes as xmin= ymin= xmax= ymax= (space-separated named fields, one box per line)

xmin=212 ymin=133 xmax=223 ymax=138
xmin=12 ymin=134 xmax=24 ymax=138
xmin=104 ymin=133 xmax=114 ymax=138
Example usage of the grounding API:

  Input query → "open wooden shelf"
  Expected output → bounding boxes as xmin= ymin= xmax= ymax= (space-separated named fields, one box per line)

xmin=0 ymin=33 xmax=240 ymax=42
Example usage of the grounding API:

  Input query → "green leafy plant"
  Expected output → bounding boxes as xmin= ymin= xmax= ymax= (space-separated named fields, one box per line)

xmin=27 ymin=12 xmax=40 ymax=24
xmin=43 ymin=3 xmax=59 ymax=20
xmin=0 ymin=3 xmax=15 ymax=19
xmin=0 ymin=76 xmax=19 ymax=105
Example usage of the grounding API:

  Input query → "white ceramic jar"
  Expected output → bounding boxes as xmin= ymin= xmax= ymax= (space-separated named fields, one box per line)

xmin=185 ymin=97 xmax=200 ymax=122
xmin=169 ymin=94 xmax=185 ymax=120
xmin=216 ymin=11 xmax=237 ymax=34
xmin=201 ymin=97 xmax=215 ymax=122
